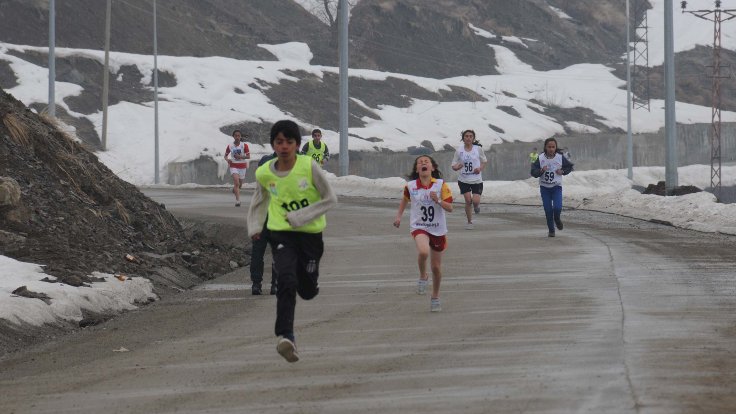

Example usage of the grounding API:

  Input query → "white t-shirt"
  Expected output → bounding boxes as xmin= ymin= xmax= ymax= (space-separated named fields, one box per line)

xmin=453 ymin=145 xmax=486 ymax=184
xmin=538 ymin=153 xmax=563 ymax=188
xmin=407 ymin=178 xmax=448 ymax=236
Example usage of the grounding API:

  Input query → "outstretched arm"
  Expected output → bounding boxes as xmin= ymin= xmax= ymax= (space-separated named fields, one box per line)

xmin=393 ymin=197 xmax=409 ymax=227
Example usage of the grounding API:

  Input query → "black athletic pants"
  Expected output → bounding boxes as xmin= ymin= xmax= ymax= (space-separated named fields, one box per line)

xmin=249 ymin=223 xmax=275 ymax=286
xmin=270 ymin=231 xmax=324 ymax=340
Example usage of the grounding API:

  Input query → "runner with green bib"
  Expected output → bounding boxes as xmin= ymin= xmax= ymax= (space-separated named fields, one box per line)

xmin=301 ymin=128 xmax=330 ymax=167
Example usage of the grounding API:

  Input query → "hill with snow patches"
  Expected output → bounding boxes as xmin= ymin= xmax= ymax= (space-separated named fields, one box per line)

xmin=0 ymin=0 xmax=735 ymax=186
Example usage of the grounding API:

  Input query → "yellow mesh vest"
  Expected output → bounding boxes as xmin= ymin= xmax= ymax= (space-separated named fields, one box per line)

xmin=255 ymin=155 xmax=326 ymax=233
xmin=305 ymin=140 xmax=326 ymax=163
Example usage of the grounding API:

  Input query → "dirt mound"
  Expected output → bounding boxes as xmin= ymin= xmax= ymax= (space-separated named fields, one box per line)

xmin=0 ymin=89 xmax=247 ymax=350
xmin=642 ymin=181 xmax=703 ymax=196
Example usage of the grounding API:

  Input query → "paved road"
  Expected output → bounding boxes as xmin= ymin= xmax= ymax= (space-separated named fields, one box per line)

xmin=1 ymin=188 xmax=735 ymax=413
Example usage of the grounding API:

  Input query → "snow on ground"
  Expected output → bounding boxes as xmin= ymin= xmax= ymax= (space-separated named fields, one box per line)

xmin=3 ymin=17 xmax=736 ymax=185
xmin=3 ymin=2 xmax=736 ymax=329
xmin=0 ymin=255 xmax=156 ymax=328
xmin=3 ymin=164 xmax=736 ymax=329
xmin=328 ymin=164 xmax=736 ymax=235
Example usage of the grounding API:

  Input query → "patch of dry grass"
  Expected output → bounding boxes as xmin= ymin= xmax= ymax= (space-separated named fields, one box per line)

xmin=2 ymin=113 xmax=30 ymax=147
xmin=114 ymin=199 xmax=131 ymax=225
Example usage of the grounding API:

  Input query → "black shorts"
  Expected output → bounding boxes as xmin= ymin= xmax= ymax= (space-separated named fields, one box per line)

xmin=458 ymin=181 xmax=483 ymax=195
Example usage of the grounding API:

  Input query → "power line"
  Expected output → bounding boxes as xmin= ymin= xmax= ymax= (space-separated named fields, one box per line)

xmin=681 ymin=0 xmax=736 ymax=201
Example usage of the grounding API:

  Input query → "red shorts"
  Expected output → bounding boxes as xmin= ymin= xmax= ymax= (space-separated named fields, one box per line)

xmin=411 ymin=230 xmax=447 ymax=252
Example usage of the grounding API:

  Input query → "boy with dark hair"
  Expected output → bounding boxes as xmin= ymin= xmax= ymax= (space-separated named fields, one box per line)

xmin=301 ymin=128 xmax=330 ymax=167
xmin=247 ymin=120 xmax=337 ymax=363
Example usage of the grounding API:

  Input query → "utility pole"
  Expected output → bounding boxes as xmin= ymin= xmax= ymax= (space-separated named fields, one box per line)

xmin=101 ymin=0 xmax=111 ymax=151
xmin=153 ymin=0 xmax=160 ymax=184
xmin=48 ymin=0 xmax=56 ymax=117
xmin=681 ymin=0 xmax=735 ymax=202
xmin=626 ymin=0 xmax=634 ymax=180
xmin=632 ymin=0 xmax=652 ymax=111
xmin=338 ymin=0 xmax=349 ymax=176
xmin=664 ymin=0 xmax=678 ymax=194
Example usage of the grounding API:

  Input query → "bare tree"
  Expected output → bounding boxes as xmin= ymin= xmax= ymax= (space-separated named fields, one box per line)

xmin=299 ymin=0 xmax=357 ymax=46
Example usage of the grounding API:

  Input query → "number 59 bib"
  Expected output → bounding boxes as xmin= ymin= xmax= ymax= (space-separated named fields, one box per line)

xmin=538 ymin=153 xmax=563 ymax=188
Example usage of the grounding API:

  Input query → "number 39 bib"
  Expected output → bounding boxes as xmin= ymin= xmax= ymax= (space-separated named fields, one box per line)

xmin=538 ymin=153 xmax=563 ymax=188
xmin=408 ymin=179 xmax=448 ymax=236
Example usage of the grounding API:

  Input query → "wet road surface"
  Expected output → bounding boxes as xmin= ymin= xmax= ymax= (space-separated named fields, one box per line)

xmin=1 ymin=188 xmax=735 ymax=413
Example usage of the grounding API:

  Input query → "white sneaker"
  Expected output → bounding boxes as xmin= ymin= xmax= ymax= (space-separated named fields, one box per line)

xmin=416 ymin=279 xmax=428 ymax=295
xmin=430 ymin=298 xmax=442 ymax=312
xmin=276 ymin=337 xmax=299 ymax=363
xmin=465 ymin=222 xmax=474 ymax=230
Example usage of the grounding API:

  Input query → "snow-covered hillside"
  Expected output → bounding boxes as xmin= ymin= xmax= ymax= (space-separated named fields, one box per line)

xmin=1 ymin=0 xmax=735 ymax=185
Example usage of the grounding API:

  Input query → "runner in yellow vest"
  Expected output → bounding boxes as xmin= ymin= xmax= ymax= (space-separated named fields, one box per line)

xmin=529 ymin=147 xmax=539 ymax=164
xmin=247 ymin=120 xmax=337 ymax=363
xmin=301 ymin=128 xmax=329 ymax=166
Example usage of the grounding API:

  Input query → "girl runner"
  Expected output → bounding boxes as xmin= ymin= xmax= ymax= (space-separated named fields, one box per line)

xmin=530 ymin=137 xmax=574 ymax=237
xmin=393 ymin=155 xmax=453 ymax=312
xmin=451 ymin=129 xmax=487 ymax=229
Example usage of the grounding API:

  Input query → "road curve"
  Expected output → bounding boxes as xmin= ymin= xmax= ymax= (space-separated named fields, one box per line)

xmin=1 ymin=188 xmax=735 ymax=414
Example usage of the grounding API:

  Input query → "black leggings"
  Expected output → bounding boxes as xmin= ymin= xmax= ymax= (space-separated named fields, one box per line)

xmin=269 ymin=231 xmax=324 ymax=339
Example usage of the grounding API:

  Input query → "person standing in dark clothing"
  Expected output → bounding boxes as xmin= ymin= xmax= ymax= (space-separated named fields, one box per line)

xmin=250 ymin=152 xmax=278 ymax=295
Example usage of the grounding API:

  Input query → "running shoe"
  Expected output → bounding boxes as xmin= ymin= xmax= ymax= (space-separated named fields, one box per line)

xmin=276 ymin=336 xmax=299 ymax=363
xmin=554 ymin=218 xmax=563 ymax=230
xmin=474 ymin=205 xmax=480 ymax=214
xmin=430 ymin=297 xmax=442 ymax=312
xmin=548 ymin=231 xmax=555 ymax=237
xmin=251 ymin=283 xmax=262 ymax=295
xmin=235 ymin=202 xmax=241 ymax=207
xmin=465 ymin=222 xmax=474 ymax=230
xmin=417 ymin=279 xmax=428 ymax=295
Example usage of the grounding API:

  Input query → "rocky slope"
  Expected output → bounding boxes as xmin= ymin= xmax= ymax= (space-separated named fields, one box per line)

xmin=0 ymin=89 xmax=247 ymax=353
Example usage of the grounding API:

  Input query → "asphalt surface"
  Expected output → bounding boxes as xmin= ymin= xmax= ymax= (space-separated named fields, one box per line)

xmin=1 ymin=188 xmax=735 ymax=414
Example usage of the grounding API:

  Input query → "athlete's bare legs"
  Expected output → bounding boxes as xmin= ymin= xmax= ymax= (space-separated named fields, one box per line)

xmin=430 ymin=249 xmax=443 ymax=298
xmin=414 ymin=233 xmax=430 ymax=281
xmin=463 ymin=192 xmax=473 ymax=224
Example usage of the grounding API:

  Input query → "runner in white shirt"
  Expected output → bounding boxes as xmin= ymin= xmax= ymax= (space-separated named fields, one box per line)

xmin=451 ymin=129 xmax=487 ymax=230
xmin=393 ymin=155 xmax=454 ymax=312
xmin=224 ymin=130 xmax=250 ymax=207
xmin=530 ymin=137 xmax=574 ymax=237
